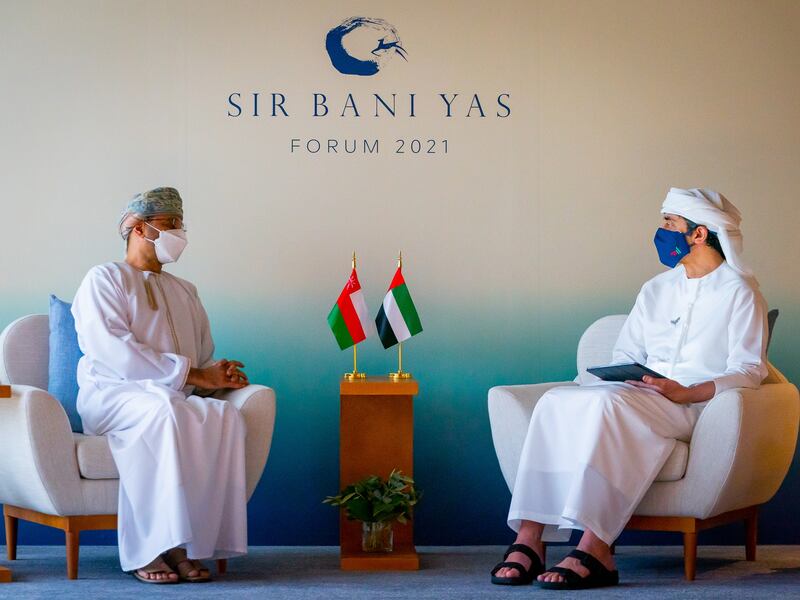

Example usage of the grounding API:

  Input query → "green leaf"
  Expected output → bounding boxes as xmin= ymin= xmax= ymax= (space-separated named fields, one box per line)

xmin=346 ymin=497 xmax=372 ymax=522
xmin=323 ymin=470 xmax=422 ymax=524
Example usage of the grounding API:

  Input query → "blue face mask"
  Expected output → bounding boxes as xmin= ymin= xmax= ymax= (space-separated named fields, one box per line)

xmin=654 ymin=228 xmax=691 ymax=268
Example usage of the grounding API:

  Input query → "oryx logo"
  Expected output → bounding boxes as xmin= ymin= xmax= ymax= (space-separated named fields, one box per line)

xmin=325 ymin=17 xmax=407 ymax=76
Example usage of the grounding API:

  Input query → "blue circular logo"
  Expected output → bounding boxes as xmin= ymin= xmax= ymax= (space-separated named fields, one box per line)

xmin=325 ymin=17 xmax=407 ymax=76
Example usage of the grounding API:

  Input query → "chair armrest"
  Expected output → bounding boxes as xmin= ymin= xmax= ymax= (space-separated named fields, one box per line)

xmin=0 ymin=385 xmax=84 ymax=515
xmin=214 ymin=384 xmax=277 ymax=500
xmin=656 ymin=382 xmax=800 ymax=518
xmin=488 ymin=382 xmax=577 ymax=492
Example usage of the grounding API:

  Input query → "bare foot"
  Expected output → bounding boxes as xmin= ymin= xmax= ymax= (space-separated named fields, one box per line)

xmin=537 ymin=547 xmax=615 ymax=583
xmin=165 ymin=547 xmax=210 ymax=580
xmin=134 ymin=555 xmax=178 ymax=582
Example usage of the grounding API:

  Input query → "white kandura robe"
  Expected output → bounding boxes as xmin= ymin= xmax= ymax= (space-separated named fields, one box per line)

xmin=72 ymin=261 xmax=247 ymax=572
xmin=508 ymin=262 xmax=768 ymax=544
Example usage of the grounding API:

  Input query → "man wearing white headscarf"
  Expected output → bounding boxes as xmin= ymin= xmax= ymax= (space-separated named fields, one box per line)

xmin=491 ymin=188 xmax=768 ymax=590
xmin=72 ymin=188 xmax=251 ymax=584
xmin=661 ymin=187 xmax=754 ymax=280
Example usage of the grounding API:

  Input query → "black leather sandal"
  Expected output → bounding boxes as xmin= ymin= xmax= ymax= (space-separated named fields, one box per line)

xmin=538 ymin=549 xmax=619 ymax=590
xmin=490 ymin=543 xmax=545 ymax=586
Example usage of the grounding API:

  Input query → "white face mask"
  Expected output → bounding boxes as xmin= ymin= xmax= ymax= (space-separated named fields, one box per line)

xmin=144 ymin=221 xmax=188 ymax=264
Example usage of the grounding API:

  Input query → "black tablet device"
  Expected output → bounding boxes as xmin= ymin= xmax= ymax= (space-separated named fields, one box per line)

xmin=586 ymin=362 xmax=666 ymax=382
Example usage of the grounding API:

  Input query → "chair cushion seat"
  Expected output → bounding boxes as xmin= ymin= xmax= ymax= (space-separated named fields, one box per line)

xmin=73 ymin=433 xmax=119 ymax=480
xmin=656 ymin=440 xmax=689 ymax=482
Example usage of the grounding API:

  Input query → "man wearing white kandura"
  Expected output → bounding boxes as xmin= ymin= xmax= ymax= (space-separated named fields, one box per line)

xmin=72 ymin=187 xmax=250 ymax=584
xmin=490 ymin=187 xmax=768 ymax=590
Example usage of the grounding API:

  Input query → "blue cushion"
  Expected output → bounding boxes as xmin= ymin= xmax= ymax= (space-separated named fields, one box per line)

xmin=48 ymin=295 xmax=84 ymax=432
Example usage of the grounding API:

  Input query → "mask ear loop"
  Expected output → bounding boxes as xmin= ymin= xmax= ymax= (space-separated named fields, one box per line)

xmin=143 ymin=220 xmax=161 ymax=239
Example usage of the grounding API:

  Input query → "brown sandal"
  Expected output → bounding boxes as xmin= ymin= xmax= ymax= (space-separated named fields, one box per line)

xmin=130 ymin=556 xmax=179 ymax=584
xmin=164 ymin=550 xmax=212 ymax=583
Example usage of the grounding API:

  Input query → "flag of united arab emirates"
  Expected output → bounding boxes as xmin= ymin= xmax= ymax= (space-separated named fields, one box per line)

xmin=328 ymin=269 xmax=375 ymax=350
xmin=375 ymin=267 xmax=423 ymax=349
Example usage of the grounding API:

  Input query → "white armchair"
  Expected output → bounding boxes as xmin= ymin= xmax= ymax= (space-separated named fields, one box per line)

xmin=0 ymin=314 xmax=277 ymax=579
xmin=488 ymin=314 xmax=799 ymax=580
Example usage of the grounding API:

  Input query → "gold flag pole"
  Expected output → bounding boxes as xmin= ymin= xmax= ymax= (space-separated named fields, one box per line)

xmin=390 ymin=250 xmax=412 ymax=380
xmin=345 ymin=251 xmax=367 ymax=380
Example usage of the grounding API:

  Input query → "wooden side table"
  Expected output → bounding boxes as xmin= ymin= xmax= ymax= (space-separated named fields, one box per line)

xmin=1 ymin=384 xmax=12 ymax=582
xmin=339 ymin=376 xmax=419 ymax=570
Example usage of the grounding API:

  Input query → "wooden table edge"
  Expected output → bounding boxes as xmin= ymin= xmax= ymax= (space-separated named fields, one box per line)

xmin=340 ymin=548 xmax=420 ymax=571
xmin=339 ymin=376 xmax=419 ymax=396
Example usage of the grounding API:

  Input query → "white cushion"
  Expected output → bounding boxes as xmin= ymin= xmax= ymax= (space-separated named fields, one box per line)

xmin=657 ymin=440 xmax=689 ymax=482
xmin=73 ymin=434 xmax=119 ymax=480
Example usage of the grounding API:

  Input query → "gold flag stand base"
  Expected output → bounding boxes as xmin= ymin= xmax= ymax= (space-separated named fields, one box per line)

xmin=388 ymin=341 xmax=412 ymax=380
xmin=344 ymin=370 xmax=367 ymax=380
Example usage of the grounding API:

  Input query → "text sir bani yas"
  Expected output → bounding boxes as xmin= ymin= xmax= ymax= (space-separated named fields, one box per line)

xmin=226 ymin=91 xmax=511 ymax=155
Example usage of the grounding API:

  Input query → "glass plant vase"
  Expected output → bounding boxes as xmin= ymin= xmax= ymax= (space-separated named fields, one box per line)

xmin=361 ymin=520 xmax=393 ymax=553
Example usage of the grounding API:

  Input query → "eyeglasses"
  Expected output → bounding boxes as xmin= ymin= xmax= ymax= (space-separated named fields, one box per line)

xmin=146 ymin=216 xmax=187 ymax=232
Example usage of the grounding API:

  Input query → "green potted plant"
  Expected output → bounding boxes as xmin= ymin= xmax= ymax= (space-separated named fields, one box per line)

xmin=324 ymin=469 xmax=421 ymax=553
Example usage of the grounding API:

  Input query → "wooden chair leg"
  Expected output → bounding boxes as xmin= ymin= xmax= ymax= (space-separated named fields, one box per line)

xmin=745 ymin=509 xmax=758 ymax=561
xmin=683 ymin=532 xmax=697 ymax=581
xmin=216 ymin=558 xmax=227 ymax=575
xmin=66 ymin=530 xmax=80 ymax=580
xmin=4 ymin=510 xmax=18 ymax=561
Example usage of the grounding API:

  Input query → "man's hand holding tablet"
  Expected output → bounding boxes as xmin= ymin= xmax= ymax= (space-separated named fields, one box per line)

xmin=586 ymin=362 xmax=666 ymax=382
xmin=587 ymin=362 xmax=717 ymax=404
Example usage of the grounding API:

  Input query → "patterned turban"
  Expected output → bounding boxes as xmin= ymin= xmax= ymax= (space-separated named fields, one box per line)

xmin=118 ymin=187 xmax=184 ymax=240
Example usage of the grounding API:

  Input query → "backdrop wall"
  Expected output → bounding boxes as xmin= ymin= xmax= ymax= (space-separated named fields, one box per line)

xmin=1 ymin=0 xmax=798 ymax=546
